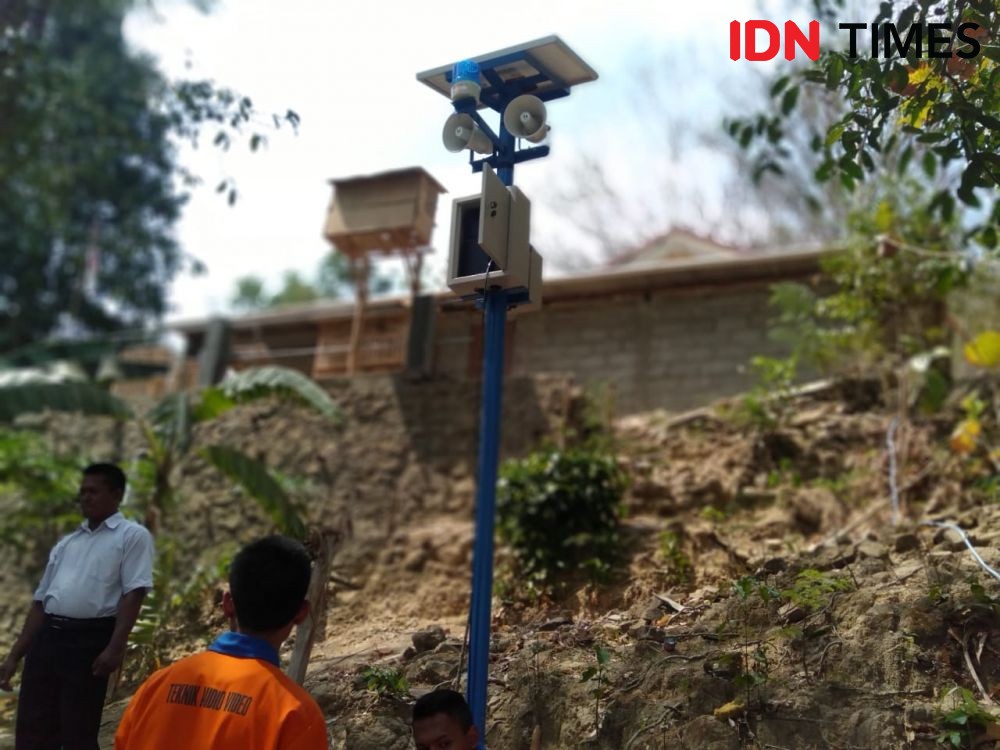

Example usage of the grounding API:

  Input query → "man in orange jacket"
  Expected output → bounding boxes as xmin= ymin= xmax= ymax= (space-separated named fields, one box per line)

xmin=115 ymin=536 xmax=327 ymax=749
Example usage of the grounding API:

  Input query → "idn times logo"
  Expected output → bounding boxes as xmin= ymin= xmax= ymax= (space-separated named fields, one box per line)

xmin=730 ymin=19 xmax=985 ymax=61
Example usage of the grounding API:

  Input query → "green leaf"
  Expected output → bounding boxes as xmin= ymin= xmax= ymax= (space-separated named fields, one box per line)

xmin=148 ymin=392 xmax=193 ymax=458
xmin=815 ymin=160 xmax=834 ymax=182
xmin=958 ymin=178 xmax=980 ymax=207
xmin=192 ymin=387 xmax=238 ymax=422
xmin=770 ymin=76 xmax=791 ymax=97
xmin=0 ymin=382 xmax=133 ymax=422
xmin=874 ymin=201 xmax=894 ymax=232
xmin=201 ymin=445 xmax=307 ymax=539
xmin=838 ymin=156 xmax=863 ymax=180
xmin=897 ymin=4 xmax=918 ymax=30
xmin=825 ymin=122 xmax=847 ymax=147
xmin=596 ymin=645 xmax=610 ymax=665
xmin=780 ymin=86 xmax=800 ymax=115
xmin=826 ymin=55 xmax=845 ymax=90
xmin=217 ymin=366 xmax=341 ymax=422
xmin=921 ymin=151 xmax=937 ymax=178
xmin=897 ymin=144 xmax=914 ymax=174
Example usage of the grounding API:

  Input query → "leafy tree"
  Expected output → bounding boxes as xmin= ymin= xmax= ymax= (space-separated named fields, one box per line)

xmin=269 ymin=271 xmax=321 ymax=307
xmin=0 ymin=0 xmax=298 ymax=349
xmin=732 ymin=0 xmax=999 ymax=250
xmin=230 ymin=254 xmax=396 ymax=312
xmin=230 ymin=277 xmax=268 ymax=312
xmin=0 ymin=428 xmax=83 ymax=578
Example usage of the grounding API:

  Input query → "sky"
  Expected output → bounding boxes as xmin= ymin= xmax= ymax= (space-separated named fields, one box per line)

xmin=123 ymin=0 xmax=773 ymax=323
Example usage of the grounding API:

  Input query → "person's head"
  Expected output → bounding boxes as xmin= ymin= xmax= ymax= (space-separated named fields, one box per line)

xmin=222 ymin=536 xmax=312 ymax=640
xmin=412 ymin=689 xmax=479 ymax=750
xmin=79 ymin=463 xmax=126 ymax=523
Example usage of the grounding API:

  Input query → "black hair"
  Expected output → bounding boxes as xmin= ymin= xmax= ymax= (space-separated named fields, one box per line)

xmin=412 ymin=689 xmax=473 ymax=731
xmin=83 ymin=463 xmax=127 ymax=495
xmin=229 ymin=536 xmax=312 ymax=632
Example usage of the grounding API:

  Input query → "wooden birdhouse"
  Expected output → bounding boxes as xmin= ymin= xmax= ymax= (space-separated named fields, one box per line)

xmin=320 ymin=166 xmax=446 ymax=376
xmin=323 ymin=166 xmax=446 ymax=258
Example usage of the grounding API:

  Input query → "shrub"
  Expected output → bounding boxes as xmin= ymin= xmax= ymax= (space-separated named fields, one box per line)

xmin=497 ymin=446 xmax=627 ymax=589
xmin=360 ymin=665 xmax=409 ymax=698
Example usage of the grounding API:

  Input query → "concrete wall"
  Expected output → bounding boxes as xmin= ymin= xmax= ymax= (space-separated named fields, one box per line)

xmin=435 ymin=280 xmax=791 ymax=415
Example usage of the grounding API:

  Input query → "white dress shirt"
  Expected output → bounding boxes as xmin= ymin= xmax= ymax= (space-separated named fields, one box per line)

xmin=34 ymin=511 xmax=154 ymax=619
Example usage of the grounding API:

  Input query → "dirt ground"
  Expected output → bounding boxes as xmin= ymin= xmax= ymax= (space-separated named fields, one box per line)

xmin=5 ymin=376 xmax=1000 ymax=749
xmin=288 ymin=382 xmax=1000 ymax=749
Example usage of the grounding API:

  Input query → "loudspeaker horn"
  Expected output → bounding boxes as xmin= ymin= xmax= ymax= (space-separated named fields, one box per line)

xmin=503 ymin=95 xmax=549 ymax=143
xmin=442 ymin=113 xmax=493 ymax=155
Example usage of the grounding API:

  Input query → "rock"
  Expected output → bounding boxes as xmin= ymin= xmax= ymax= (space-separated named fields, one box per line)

xmin=894 ymin=559 xmax=923 ymax=581
xmin=857 ymin=540 xmax=888 ymax=560
xmin=933 ymin=526 xmax=966 ymax=552
xmin=789 ymin=487 xmax=840 ymax=534
xmin=538 ymin=617 xmax=573 ymax=631
xmin=404 ymin=653 xmax=458 ymax=686
xmin=809 ymin=543 xmax=857 ymax=571
xmin=904 ymin=702 xmax=937 ymax=728
xmin=688 ymin=585 xmax=720 ymax=603
xmin=340 ymin=716 xmax=413 ymax=750
xmin=893 ymin=533 xmax=920 ymax=553
xmin=899 ymin=600 xmax=946 ymax=639
xmin=433 ymin=638 xmax=463 ymax=654
xmin=761 ymin=556 xmax=788 ymax=574
xmin=401 ymin=548 xmax=429 ymax=573
xmin=641 ymin=599 xmax=665 ymax=622
xmin=778 ymin=601 xmax=808 ymax=624
xmin=677 ymin=715 xmax=740 ymax=749
xmin=412 ymin=625 xmax=446 ymax=653
xmin=867 ymin=602 xmax=899 ymax=631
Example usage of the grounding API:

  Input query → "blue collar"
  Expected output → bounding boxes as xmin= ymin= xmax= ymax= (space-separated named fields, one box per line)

xmin=207 ymin=631 xmax=280 ymax=667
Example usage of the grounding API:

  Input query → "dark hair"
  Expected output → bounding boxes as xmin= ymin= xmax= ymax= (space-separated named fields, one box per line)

xmin=83 ymin=463 xmax=127 ymax=495
xmin=229 ymin=536 xmax=311 ymax=632
xmin=412 ymin=689 xmax=473 ymax=731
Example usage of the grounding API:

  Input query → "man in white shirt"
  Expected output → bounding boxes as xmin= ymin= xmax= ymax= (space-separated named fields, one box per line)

xmin=0 ymin=463 xmax=154 ymax=750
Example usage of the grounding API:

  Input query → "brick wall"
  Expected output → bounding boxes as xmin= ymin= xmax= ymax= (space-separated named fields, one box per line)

xmin=437 ymin=281 xmax=792 ymax=415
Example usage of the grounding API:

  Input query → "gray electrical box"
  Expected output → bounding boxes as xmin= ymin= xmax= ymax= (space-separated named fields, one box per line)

xmin=447 ymin=166 xmax=533 ymax=297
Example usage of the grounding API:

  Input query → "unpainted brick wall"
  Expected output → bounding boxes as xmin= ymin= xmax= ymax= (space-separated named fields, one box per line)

xmin=436 ymin=281 xmax=790 ymax=415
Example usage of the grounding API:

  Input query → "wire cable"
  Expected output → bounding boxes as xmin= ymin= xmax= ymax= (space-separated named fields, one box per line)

xmin=887 ymin=417 xmax=901 ymax=525
xmin=921 ymin=520 xmax=1000 ymax=584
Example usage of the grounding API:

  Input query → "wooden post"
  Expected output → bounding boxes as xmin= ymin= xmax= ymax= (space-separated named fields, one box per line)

xmin=287 ymin=531 xmax=339 ymax=685
xmin=402 ymin=249 xmax=424 ymax=299
xmin=346 ymin=254 xmax=369 ymax=375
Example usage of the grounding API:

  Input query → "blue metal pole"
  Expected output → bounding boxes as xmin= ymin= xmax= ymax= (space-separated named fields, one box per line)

xmin=466 ymin=123 xmax=516 ymax=748
xmin=466 ymin=288 xmax=506 ymax=744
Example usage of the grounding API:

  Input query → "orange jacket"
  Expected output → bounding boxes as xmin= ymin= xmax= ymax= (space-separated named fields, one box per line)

xmin=116 ymin=634 xmax=326 ymax=749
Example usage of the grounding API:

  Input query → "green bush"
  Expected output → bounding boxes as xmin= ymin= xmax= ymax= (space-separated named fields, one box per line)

xmin=360 ymin=665 xmax=409 ymax=698
xmin=497 ymin=446 xmax=627 ymax=589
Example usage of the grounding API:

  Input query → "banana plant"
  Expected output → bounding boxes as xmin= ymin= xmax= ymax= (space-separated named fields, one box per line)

xmin=0 ymin=365 xmax=340 ymax=536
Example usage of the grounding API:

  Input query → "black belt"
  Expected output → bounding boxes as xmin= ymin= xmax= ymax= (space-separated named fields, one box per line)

xmin=45 ymin=614 xmax=116 ymax=631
